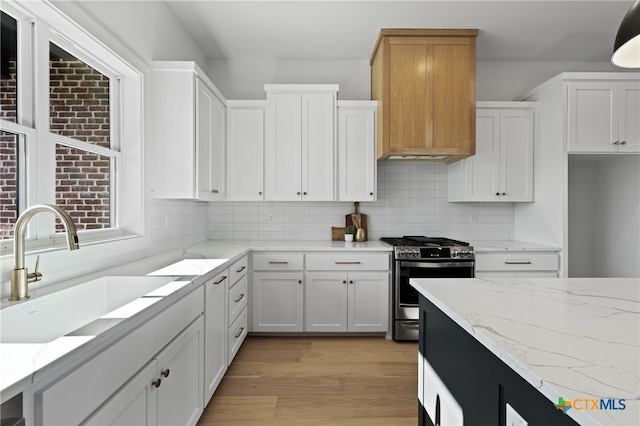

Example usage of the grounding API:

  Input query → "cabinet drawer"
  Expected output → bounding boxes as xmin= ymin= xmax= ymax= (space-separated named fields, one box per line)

xmin=228 ymin=275 xmax=248 ymax=324
xmin=253 ymin=253 xmax=304 ymax=270
xmin=306 ymin=253 xmax=390 ymax=271
xmin=229 ymin=256 xmax=248 ymax=284
xmin=476 ymin=253 xmax=559 ymax=272
xmin=228 ymin=307 xmax=248 ymax=364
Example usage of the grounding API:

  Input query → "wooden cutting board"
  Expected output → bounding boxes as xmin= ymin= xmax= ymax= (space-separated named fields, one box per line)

xmin=345 ymin=202 xmax=368 ymax=241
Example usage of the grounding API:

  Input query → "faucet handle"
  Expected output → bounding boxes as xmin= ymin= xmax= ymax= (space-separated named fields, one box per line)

xmin=29 ymin=255 xmax=43 ymax=283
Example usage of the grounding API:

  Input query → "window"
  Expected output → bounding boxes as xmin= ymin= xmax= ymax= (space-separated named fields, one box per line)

xmin=0 ymin=1 xmax=144 ymax=250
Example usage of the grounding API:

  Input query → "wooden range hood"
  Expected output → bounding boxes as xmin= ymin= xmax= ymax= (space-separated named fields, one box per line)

xmin=370 ymin=28 xmax=479 ymax=163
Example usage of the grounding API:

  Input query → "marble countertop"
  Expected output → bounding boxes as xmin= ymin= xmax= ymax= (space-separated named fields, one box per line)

xmin=471 ymin=240 xmax=561 ymax=252
xmin=410 ymin=277 xmax=639 ymax=426
xmin=0 ymin=239 xmax=391 ymax=404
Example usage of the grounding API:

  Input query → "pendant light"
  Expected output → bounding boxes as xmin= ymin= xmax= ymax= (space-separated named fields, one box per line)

xmin=612 ymin=0 xmax=640 ymax=68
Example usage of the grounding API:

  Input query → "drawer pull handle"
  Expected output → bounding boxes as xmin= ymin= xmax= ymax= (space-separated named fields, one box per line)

xmin=235 ymin=327 xmax=245 ymax=338
xmin=269 ymin=261 xmax=289 ymax=264
xmin=335 ymin=261 xmax=361 ymax=265
xmin=235 ymin=293 xmax=245 ymax=303
xmin=161 ymin=369 xmax=170 ymax=378
xmin=152 ymin=378 xmax=162 ymax=388
xmin=214 ymin=275 xmax=228 ymax=285
xmin=504 ymin=260 xmax=532 ymax=264
xmin=236 ymin=266 xmax=246 ymax=273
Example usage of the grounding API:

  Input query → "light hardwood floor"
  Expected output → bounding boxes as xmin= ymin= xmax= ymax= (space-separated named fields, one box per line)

xmin=197 ymin=336 xmax=419 ymax=425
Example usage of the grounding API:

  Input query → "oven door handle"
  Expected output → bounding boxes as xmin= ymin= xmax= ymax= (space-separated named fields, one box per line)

xmin=400 ymin=261 xmax=475 ymax=268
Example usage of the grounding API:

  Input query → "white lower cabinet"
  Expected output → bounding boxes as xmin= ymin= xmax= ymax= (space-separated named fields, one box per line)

xmin=251 ymin=251 xmax=391 ymax=334
xmin=29 ymin=287 xmax=205 ymax=426
xmin=475 ymin=251 xmax=560 ymax=278
xmin=305 ymin=272 xmax=389 ymax=332
xmin=86 ymin=317 xmax=204 ymax=426
xmin=204 ymin=270 xmax=228 ymax=405
xmin=227 ymin=256 xmax=248 ymax=364
xmin=252 ymin=272 xmax=304 ymax=332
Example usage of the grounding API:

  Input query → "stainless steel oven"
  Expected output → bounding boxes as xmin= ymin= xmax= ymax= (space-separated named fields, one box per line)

xmin=381 ymin=236 xmax=475 ymax=341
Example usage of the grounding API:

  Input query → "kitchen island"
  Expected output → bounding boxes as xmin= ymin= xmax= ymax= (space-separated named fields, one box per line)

xmin=411 ymin=277 xmax=639 ymax=426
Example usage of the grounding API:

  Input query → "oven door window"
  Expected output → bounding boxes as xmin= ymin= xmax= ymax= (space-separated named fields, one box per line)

xmin=398 ymin=261 xmax=474 ymax=307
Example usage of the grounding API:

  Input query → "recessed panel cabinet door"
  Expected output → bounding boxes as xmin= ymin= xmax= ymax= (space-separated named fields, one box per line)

xmin=156 ymin=317 xmax=204 ymax=426
xmin=302 ymin=94 xmax=335 ymax=201
xmin=500 ymin=109 xmax=534 ymax=202
xmin=226 ymin=104 xmax=265 ymax=200
xmin=305 ymin=272 xmax=348 ymax=332
xmin=348 ymin=272 xmax=389 ymax=332
xmin=567 ymin=82 xmax=617 ymax=152
xmin=197 ymin=79 xmax=225 ymax=200
xmin=265 ymin=94 xmax=302 ymax=201
xmin=252 ymin=272 xmax=304 ymax=331
xmin=84 ymin=362 xmax=158 ymax=426
xmin=204 ymin=272 xmax=228 ymax=405
xmin=619 ymin=81 xmax=640 ymax=152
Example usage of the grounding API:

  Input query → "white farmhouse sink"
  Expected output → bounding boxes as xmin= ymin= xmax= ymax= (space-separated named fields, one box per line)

xmin=0 ymin=276 xmax=179 ymax=344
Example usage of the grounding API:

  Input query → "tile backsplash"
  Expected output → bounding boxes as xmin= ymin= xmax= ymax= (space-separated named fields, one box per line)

xmin=209 ymin=162 xmax=515 ymax=242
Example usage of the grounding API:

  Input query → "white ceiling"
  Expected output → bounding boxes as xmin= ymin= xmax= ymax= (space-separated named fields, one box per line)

xmin=165 ymin=0 xmax=635 ymax=63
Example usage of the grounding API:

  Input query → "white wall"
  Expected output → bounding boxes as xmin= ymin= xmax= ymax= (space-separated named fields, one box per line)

xmin=209 ymin=162 xmax=515 ymax=243
xmin=568 ymin=160 xmax=597 ymax=277
xmin=208 ymin=58 xmax=625 ymax=101
xmin=594 ymin=156 xmax=640 ymax=277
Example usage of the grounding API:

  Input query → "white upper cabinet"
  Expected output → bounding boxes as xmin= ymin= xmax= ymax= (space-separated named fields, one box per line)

xmin=152 ymin=62 xmax=226 ymax=201
xmin=226 ymin=101 xmax=265 ymax=201
xmin=337 ymin=101 xmax=377 ymax=202
xmin=448 ymin=102 xmax=535 ymax=202
xmin=264 ymin=85 xmax=337 ymax=201
xmin=567 ymin=80 xmax=640 ymax=153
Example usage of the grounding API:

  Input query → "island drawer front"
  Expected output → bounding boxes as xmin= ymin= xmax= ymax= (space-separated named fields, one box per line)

xmin=228 ymin=307 xmax=248 ymax=364
xmin=253 ymin=253 xmax=304 ymax=270
xmin=229 ymin=256 xmax=248 ymax=284
xmin=476 ymin=253 xmax=559 ymax=271
xmin=228 ymin=274 xmax=248 ymax=323
xmin=305 ymin=253 xmax=390 ymax=271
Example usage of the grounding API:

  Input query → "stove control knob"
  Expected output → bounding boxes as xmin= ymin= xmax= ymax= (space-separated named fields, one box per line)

xmin=452 ymin=250 xmax=459 ymax=257
xmin=397 ymin=249 xmax=406 ymax=257
xmin=411 ymin=249 xmax=420 ymax=257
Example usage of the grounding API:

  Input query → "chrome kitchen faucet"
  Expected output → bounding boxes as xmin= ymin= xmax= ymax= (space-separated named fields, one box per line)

xmin=10 ymin=204 xmax=80 ymax=301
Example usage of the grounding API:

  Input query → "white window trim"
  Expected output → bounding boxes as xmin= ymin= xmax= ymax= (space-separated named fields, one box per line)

xmin=1 ymin=0 xmax=147 ymax=259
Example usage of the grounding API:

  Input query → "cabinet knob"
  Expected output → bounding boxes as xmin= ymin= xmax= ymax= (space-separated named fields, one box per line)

xmin=297 ymin=192 xmax=301 ymax=195
xmin=152 ymin=378 xmax=162 ymax=388
xmin=501 ymin=192 xmax=506 ymax=195
xmin=258 ymin=191 xmax=262 ymax=195
xmin=161 ymin=369 xmax=170 ymax=378
xmin=621 ymin=140 xmax=627 ymax=145
xmin=349 ymin=280 xmax=354 ymax=284
xmin=496 ymin=192 xmax=500 ymax=196
xmin=298 ymin=280 xmax=302 ymax=284
xmin=342 ymin=280 xmax=347 ymax=284
xmin=613 ymin=141 xmax=620 ymax=145
xmin=369 ymin=192 xmax=373 ymax=196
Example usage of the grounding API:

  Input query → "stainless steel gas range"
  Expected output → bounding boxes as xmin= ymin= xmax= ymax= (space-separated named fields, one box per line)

xmin=380 ymin=236 xmax=475 ymax=341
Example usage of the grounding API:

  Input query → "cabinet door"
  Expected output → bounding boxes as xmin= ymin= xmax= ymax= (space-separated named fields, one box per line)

xmin=265 ymin=94 xmax=302 ymax=201
xmin=461 ymin=109 xmax=500 ymax=201
xmin=431 ymin=39 xmax=475 ymax=156
xmin=567 ymin=82 xmax=618 ymax=152
xmin=84 ymin=361 xmax=158 ymax=426
xmin=252 ymin=272 xmax=304 ymax=332
xmin=337 ymin=106 xmax=377 ymax=201
xmin=226 ymin=104 xmax=265 ymax=200
xmin=196 ymin=78 xmax=225 ymax=200
xmin=204 ymin=272 xmax=228 ymax=404
xmin=388 ymin=39 xmax=432 ymax=154
xmin=157 ymin=316 xmax=204 ymax=426
xmin=305 ymin=272 xmax=348 ymax=332
xmin=500 ymin=109 xmax=534 ymax=202
xmin=618 ymin=81 xmax=640 ymax=152
xmin=347 ymin=272 xmax=389 ymax=332
xmin=302 ymin=93 xmax=335 ymax=201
